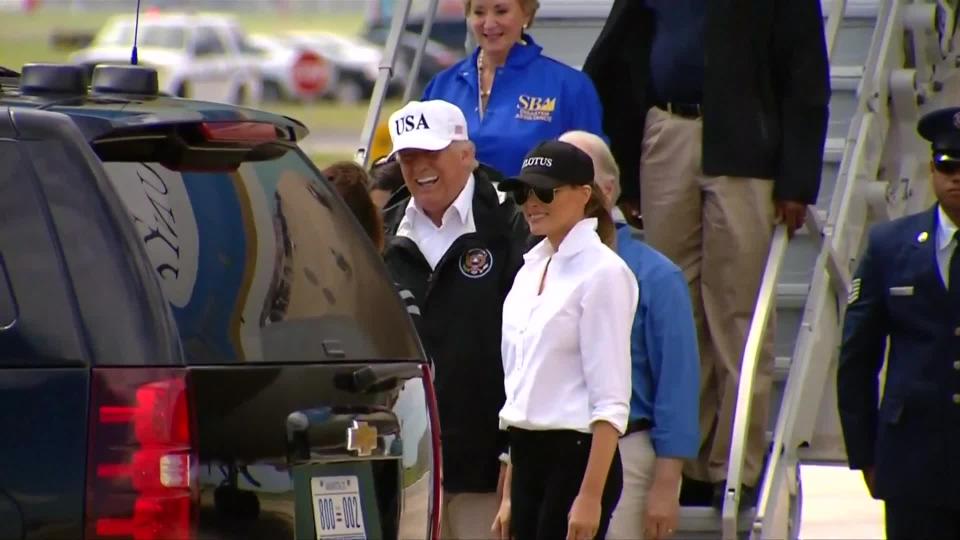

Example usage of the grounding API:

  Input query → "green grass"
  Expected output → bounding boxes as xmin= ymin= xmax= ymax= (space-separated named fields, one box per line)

xmin=0 ymin=8 xmax=364 ymax=71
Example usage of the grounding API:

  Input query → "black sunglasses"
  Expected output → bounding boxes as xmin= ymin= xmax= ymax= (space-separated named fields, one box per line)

xmin=934 ymin=159 xmax=960 ymax=175
xmin=511 ymin=186 xmax=563 ymax=205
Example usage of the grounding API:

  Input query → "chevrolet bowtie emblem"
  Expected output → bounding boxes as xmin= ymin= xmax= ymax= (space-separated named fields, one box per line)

xmin=347 ymin=421 xmax=378 ymax=457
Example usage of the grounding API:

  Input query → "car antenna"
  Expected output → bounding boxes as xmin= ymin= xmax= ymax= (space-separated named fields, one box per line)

xmin=130 ymin=0 xmax=143 ymax=65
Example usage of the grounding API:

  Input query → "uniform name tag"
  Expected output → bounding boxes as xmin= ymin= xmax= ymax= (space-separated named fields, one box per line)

xmin=888 ymin=286 xmax=915 ymax=296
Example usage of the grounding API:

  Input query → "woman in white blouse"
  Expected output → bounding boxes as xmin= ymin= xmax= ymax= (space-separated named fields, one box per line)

xmin=492 ymin=140 xmax=639 ymax=540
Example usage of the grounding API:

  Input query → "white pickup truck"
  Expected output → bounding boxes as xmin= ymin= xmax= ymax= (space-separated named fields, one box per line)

xmin=70 ymin=12 xmax=262 ymax=106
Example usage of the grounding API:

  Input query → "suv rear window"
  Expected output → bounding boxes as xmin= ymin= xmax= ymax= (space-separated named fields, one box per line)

xmin=101 ymin=150 xmax=421 ymax=364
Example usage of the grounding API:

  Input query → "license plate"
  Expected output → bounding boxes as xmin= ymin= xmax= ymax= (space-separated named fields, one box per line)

xmin=311 ymin=476 xmax=367 ymax=540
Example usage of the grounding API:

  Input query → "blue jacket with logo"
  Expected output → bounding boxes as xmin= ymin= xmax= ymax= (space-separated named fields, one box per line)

xmin=423 ymin=34 xmax=605 ymax=177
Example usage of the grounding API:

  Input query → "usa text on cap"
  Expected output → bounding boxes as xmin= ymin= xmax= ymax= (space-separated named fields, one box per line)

xmin=387 ymin=100 xmax=469 ymax=157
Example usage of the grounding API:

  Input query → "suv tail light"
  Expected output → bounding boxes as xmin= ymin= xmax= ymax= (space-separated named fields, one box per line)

xmin=199 ymin=122 xmax=279 ymax=143
xmin=420 ymin=363 xmax=443 ymax=540
xmin=85 ymin=368 xmax=197 ymax=540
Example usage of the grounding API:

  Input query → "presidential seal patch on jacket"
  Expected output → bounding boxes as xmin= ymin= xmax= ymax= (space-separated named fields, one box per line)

xmin=461 ymin=248 xmax=493 ymax=278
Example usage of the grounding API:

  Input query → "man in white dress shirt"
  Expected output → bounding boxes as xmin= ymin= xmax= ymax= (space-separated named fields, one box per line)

xmin=379 ymin=100 xmax=530 ymax=539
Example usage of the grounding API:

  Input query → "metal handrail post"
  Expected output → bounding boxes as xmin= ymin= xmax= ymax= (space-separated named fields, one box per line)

xmin=355 ymin=0 xmax=412 ymax=169
xmin=824 ymin=0 xmax=847 ymax=58
xmin=403 ymin=0 xmax=441 ymax=103
xmin=721 ymin=224 xmax=789 ymax=540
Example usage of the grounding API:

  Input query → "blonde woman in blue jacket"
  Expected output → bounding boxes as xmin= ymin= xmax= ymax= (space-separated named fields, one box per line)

xmin=422 ymin=0 xmax=605 ymax=177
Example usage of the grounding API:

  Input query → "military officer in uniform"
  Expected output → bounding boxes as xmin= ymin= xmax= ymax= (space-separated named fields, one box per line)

xmin=837 ymin=106 xmax=960 ymax=539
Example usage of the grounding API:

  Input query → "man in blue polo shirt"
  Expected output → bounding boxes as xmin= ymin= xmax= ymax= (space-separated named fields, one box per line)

xmin=561 ymin=131 xmax=700 ymax=540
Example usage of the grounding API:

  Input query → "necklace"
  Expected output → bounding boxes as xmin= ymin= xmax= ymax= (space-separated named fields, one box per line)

xmin=477 ymin=49 xmax=491 ymax=98
xmin=477 ymin=48 xmax=494 ymax=120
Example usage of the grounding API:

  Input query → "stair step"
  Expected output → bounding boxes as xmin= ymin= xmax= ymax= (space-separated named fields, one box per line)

xmin=823 ymin=0 xmax=882 ymax=18
xmin=676 ymin=506 xmax=754 ymax=535
xmin=780 ymin=233 xmax=819 ymax=286
xmin=831 ymin=65 xmax=865 ymax=79
xmin=828 ymin=88 xmax=859 ymax=139
xmin=776 ymin=283 xmax=810 ymax=307
xmin=774 ymin=355 xmax=792 ymax=380
xmin=830 ymin=65 xmax=864 ymax=91
xmin=816 ymin=137 xmax=846 ymax=210
xmin=824 ymin=137 xmax=846 ymax=163
xmin=833 ymin=16 xmax=879 ymax=66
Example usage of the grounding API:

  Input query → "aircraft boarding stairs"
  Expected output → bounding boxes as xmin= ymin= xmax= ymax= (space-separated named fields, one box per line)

xmin=701 ymin=1 xmax=960 ymax=538
xmin=355 ymin=1 xmax=960 ymax=538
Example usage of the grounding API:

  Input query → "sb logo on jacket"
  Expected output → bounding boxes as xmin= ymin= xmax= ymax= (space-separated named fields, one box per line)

xmin=516 ymin=95 xmax=556 ymax=122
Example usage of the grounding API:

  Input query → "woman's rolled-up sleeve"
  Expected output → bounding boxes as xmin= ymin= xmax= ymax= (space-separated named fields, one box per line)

xmin=578 ymin=260 xmax=638 ymax=434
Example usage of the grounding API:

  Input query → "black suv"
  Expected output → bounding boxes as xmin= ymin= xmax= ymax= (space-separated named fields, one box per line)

xmin=0 ymin=63 xmax=439 ymax=540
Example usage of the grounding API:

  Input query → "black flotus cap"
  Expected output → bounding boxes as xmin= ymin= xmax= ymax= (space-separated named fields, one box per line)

xmin=498 ymin=140 xmax=595 ymax=191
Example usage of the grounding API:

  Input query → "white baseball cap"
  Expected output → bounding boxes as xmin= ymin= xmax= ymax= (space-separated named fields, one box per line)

xmin=387 ymin=100 xmax=469 ymax=157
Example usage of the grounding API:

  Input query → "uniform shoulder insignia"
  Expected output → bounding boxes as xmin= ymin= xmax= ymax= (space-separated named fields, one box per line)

xmin=847 ymin=277 xmax=862 ymax=305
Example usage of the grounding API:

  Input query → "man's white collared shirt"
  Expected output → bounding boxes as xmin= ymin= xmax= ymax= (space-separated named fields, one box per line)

xmin=396 ymin=175 xmax=476 ymax=269
xmin=499 ymin=218 xmax=638 ymax=435
xmin=936 ymin=204 xmax=959 ymax=289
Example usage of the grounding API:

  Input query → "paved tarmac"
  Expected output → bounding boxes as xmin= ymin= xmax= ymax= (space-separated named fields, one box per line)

xmin=799 ymin=465 xmax=885 ymax=539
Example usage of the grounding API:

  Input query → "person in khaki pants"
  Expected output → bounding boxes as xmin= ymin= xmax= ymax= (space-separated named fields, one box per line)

xmin=583 ymin=0 xmax=830 ymax=507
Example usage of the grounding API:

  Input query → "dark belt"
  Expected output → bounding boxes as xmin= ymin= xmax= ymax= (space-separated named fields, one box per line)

xmin=654 ymin=101 xmax=703 ymax=119
xmin=623 ymin=418 xmax=653 ymax=437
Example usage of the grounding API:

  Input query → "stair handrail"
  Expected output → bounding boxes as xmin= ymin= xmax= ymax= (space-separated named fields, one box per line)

xmin=749 ymin=0 xmax=904 ymax=537
xmin=355 ymin=0 xmax=413 ymax=168
xmin=720 ymin=224 xmax=789 ymax=540
xmin=402 ymin=0 xmax=441 ymax=103
xmin=824 ymin=0 xmax=848 ymax=57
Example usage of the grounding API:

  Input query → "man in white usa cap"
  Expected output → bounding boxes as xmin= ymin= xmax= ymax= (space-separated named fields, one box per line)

xmin=379 ymin=100 xmax=530 ymax=539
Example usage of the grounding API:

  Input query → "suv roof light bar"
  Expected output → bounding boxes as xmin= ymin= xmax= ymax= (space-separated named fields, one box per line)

xmin=20 ymin=64 xmax=87 ymax=96
xmin=91 ymin=65 xmax=159 ymax=96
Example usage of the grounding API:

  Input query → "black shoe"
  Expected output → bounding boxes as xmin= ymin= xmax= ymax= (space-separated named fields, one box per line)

xmin=678 ymin=476 xmax=714 ymax=506
xmin=711 ymin=481 xmax=757 ymax=511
